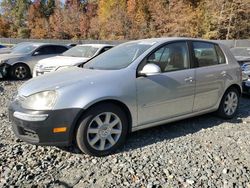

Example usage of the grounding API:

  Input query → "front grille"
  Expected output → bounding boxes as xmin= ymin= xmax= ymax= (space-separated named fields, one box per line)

xmin=34 ymin=64 xmax=56 ymax=73
xmin=42 ymin=66 xmax=56 ymax=72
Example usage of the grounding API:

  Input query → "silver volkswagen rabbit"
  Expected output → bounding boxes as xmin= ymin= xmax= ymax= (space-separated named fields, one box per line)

xmin=9 ymin=38 xmax=242 ymax=156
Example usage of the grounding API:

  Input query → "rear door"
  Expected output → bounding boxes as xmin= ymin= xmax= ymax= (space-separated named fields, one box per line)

xmin=191 ymin=41 xmax=227 ymax=111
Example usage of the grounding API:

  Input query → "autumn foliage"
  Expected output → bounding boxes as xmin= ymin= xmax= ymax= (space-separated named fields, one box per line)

xmin=0 ymin=0 xmax=249 ymax=40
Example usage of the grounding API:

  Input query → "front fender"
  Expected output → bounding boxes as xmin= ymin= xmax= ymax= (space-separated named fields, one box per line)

xmin=54 ymin=72 xmax=137 ymax=127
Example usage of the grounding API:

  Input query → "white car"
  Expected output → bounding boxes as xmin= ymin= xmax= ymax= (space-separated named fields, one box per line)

xmin=33 ymin=44 xmax=114 ymax=77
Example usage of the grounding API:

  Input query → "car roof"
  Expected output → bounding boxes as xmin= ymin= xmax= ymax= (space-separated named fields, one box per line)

xmin=16 ymin=42 xmax=68 ymax=47
xmin=127 ymin=37 xmax=221 ymax=45
xmin=77 ymin=44 xmax=114 ymax=48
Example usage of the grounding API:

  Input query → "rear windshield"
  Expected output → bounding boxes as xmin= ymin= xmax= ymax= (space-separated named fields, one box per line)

xmin=62 ymin=46 xmax=99 ymax=58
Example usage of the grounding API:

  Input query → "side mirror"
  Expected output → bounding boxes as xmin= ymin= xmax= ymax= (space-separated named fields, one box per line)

xmin=138 ymin=63 xmax=161 ymax=77
xmin=33 ymin=51 xmax=40 ymax=56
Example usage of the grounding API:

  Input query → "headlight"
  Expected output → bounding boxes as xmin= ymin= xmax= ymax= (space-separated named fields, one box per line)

xmin=56 ymin=66 xmax=72 ymax=71
xmin=21 ymin=91 xmax=58 ymax=110
xmin=0 ymin=59 xmax=8 ymax=65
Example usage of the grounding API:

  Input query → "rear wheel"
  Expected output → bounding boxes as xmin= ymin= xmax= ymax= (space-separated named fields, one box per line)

xmin=11 ymin=64 xmax=30 ymax=80
xmin=76 ymin=103 xmax=128 ymax=156
xmin=217 ymin=87 xmax=239 ymax=119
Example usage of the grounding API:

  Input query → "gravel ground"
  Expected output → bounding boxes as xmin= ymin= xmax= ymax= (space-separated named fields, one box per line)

xmin=0 ymin=80 xmax=250 ymax=188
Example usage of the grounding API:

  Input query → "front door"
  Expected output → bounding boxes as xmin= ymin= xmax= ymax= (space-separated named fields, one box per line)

xmin=136 ymin=41 xmax=195 ymax=125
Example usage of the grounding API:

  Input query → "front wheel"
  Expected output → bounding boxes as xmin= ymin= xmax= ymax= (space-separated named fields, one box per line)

xmin=217 ymin=87 xmax=240 ymax=119
xmin=76 ymin=103 xmax=128 ymax=156
xmin=11 ymin=64 xmax=30 ymax=80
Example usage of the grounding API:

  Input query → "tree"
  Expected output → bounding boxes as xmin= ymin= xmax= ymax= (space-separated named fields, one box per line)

xmin=0 ymin=0 xmax=31 ymax=37
xmin=98 ymin=0 xmax=128 ymax=39
xmin=0 ymin=15 xmax=10 ymax=37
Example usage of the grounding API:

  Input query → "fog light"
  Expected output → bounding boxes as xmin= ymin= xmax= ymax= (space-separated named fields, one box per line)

xmin=53 ymin=127 xmax=67 ymax=133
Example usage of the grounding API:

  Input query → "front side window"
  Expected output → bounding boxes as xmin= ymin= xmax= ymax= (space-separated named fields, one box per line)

xmin=193 ymin=42 xmax=225 ymax=67
xmin=139 ymin=42 xmax=190 ymax=72
xmin=34 ymin=46 xmax=52 ymax=55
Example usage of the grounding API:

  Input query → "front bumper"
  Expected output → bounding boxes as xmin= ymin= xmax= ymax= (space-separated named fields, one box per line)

xmin=242 ymin=80 xmax=250 ymax=94
xmin=9 ymin=101 xmax=82 ymax=146
xmin=0 ymin=64 xmax=10 ymax=78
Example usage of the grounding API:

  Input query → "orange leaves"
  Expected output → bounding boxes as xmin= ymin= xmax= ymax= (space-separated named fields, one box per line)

xmin=0 ymin=0 xmax=249 ymax=39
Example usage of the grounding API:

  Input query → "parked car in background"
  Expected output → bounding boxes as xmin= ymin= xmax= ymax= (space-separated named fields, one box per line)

xmin=230 ymin=47 xmax=250 ymax=94
xmin=0 ymin=43 xmax=69 ymax=80
xmin=0 ymin=44 xmax=6 ymax=49
xmin=33 ymin=44 xmax=114 ymax=77
xmin=9 ymin=38 xmax=242 ymax=156
xmin=0 ymin=42 xmax=33 ymax=55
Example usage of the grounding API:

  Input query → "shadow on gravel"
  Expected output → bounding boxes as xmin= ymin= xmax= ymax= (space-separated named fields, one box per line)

xmin=49 ymin=180 xmax=71 ymax=188
xmin=43 ymin=96 xmax=250 ymax=155
xmin=0 ymin=77 xmax=30 ymax=82
xmin=120 ymin=96 xmax=250 ymax=153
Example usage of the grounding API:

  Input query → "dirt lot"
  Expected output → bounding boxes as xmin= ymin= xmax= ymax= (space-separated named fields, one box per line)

xmin=0 ymin=80 xmax=250 ymax=187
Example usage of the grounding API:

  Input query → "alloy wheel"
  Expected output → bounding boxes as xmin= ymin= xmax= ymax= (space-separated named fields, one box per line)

xmin=223 ymin=91 xmax=238 ymax=116
xmin=15 ymin=66 xmax=27 ymax=79
xmin=87 ymin=112 xmax=122 ymax=151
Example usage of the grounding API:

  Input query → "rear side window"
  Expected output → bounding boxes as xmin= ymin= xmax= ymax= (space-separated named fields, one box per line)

xmin=192 ymin=42 xmax=226 ymax=67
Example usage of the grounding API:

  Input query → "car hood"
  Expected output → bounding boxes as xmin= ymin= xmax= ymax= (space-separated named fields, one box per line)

xmin=235 ymin=56 xmax=250 ymax=62
xmin=0 ymin=53 xmax=24 ymax=64
xmin=37 ymin=56 xmax=90 ymax=67
xmin=0 ymin=48 xmax=12 ymax=54
xmin=19 ymin=67 xmax=118 ymax=96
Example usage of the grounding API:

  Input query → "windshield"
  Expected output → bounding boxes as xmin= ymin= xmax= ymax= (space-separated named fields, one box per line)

xmin=62 ymin=46 xmax=99 ymax=58
xmin=84 ymin=42 xmax=155 ymax=70
xmin=11 ymin=43 xmax=37 ymax=54
xmin=230 ymin=48 xmax=250 ymax=57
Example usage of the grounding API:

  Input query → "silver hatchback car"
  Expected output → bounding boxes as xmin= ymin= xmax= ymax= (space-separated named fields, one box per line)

xmin=9 ymin=38 xmax=242 ymax=156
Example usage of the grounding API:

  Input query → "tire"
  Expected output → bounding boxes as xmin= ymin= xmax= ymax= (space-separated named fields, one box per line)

xmin=11 ymin=64 xmax=31 ymax=80
xmin=217 ymin=87 xmax=240 ymax=119
xmin=76 ymin=103 xmax=128 ymax=156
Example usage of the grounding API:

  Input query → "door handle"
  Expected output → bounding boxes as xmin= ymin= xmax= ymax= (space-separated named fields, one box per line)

xmin=220 ymin=71 xmax=227 ymax=77
xmin=184 ymin=77 xmax=193 ymax=82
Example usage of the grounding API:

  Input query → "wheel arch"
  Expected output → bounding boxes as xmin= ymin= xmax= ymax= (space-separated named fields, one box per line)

xmin=70 ymin=99 xmax=133 ymax=145
xmin=10 ymin=62 xmax=32 ymax=77
xmin=225 ymin=84 xmax=242 ymax=96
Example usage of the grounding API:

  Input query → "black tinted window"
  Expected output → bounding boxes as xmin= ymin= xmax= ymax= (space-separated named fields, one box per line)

xmin=54 ymin=46 xmax=68 ymax=53
xmin=35 ymin=45 xmax=67 ymax=55
xmin=193 ymin=42 xmax=222 ymax=67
